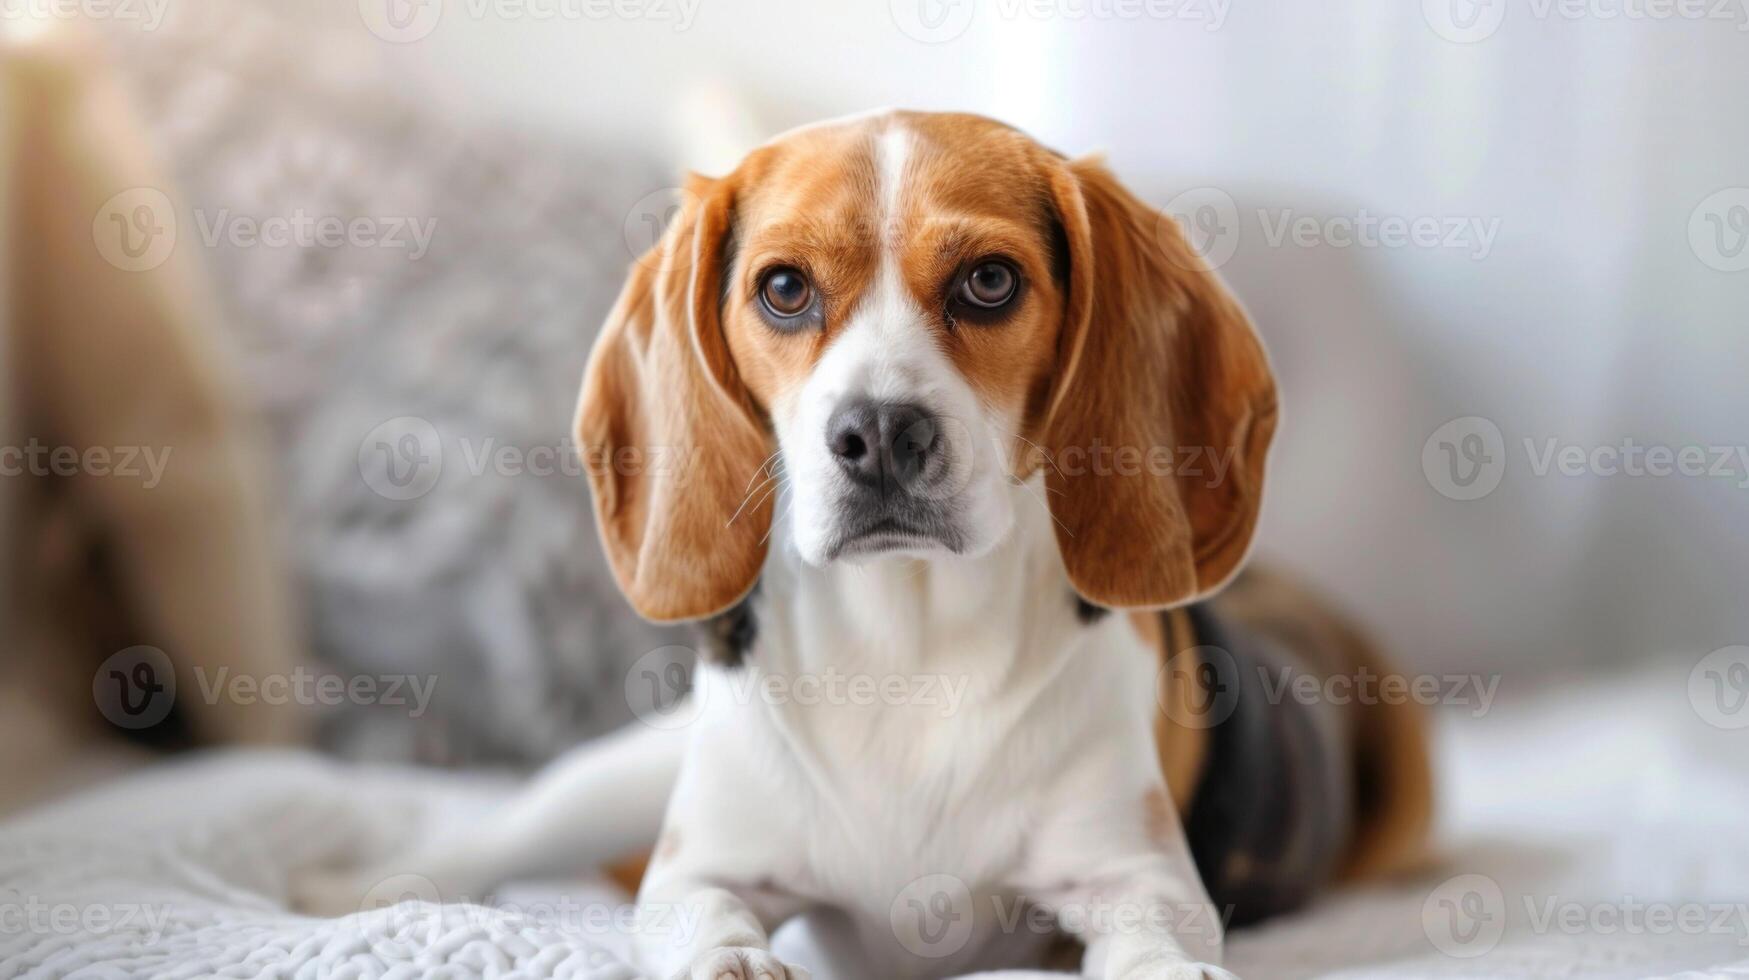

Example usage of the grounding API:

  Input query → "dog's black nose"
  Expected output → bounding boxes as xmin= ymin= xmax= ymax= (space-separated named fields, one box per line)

xmin=827 ymin=399 xmax=939 ymax=492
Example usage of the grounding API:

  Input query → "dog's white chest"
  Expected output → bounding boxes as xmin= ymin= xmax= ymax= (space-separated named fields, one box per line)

xmin=628 ymin=487 xmax=1211 ymax=978
xmin=669 ymin=492 xmax=1162 ymax=967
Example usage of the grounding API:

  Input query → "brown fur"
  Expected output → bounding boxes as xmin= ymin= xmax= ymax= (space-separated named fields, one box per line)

xmin=582 ymin=111 xmax=1426 ymax=900
xmin=576 ymin=173 xmax=776 ymax=622
xmin=604 ymin=851 xmax=652 ymax=896
xmin=719 ymin=115 xmax=1070 ymax=457
xmin=580 ymin=112 xmax=1277 ymax=621
xmin=1204 ymin=569 xmax=1435 ymax=881
xmin=1039 ymin=158 xmax=1279 ymax=610
xmin=1145 ymin=609 xmax=1211 ymax=813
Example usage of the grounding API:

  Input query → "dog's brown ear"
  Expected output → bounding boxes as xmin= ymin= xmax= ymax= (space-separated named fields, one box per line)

xmin=1039 ymin=158 xmax=1278 ymax=609
xmin=576 ymin=173 xmax=773 ymax=622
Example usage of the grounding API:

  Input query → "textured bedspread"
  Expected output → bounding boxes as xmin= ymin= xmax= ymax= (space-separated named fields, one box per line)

xmin=3 ymin=660 xmax=1748 ymax=979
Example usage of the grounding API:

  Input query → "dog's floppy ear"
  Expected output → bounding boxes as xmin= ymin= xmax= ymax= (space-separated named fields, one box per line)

xmin=1039 ymin=157 xmax=1278 ymax=609
xmin=576 ymin=173 xmax=773 ymax=623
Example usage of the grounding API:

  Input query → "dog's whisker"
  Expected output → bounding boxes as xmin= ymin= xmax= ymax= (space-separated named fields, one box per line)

xmin=994 ymin=427 xmax=1075 ymax=536
xmin=760 ymin=495 xmax=796 ymax=547
xmin=727 ymin=475 xmax=780 ymax=528
xmin=743 ymin=451 xmax=783 ymax=495
xmin=1005 ymin=431 xmax=1066 ymax=481
xmin=1014 ymin=474 xmax=1074 ymax=539
xmin=727 ymin=477 xmax=777 ymax=527
xmin=732 ymin=477 xmax=786 ymax=531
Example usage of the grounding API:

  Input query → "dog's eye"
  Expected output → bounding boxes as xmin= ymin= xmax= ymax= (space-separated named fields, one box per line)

xmin=760 ymin=268 xmax=814 ymax=320
xmin=956 ymin=260 xmax=1018 ymax=310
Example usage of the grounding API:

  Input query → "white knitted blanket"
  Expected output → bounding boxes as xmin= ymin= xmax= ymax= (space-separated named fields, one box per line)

xmin=5 ymin=662 xmax=1749 ymax=979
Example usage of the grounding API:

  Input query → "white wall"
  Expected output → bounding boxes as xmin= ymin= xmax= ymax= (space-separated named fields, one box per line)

xmin=350 ymin=0 xmax=1748 ymax=673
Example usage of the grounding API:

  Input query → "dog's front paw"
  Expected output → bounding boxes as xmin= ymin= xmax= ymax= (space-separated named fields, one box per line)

xmin=289 ymin=868 xmax=380 ymax=917
xmin=1118 ymin=964 xmax=1238 ymax=980
xmin=677 ymin=946 xmax=809 ymax=980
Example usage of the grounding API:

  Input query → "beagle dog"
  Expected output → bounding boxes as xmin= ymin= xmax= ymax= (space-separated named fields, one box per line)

xmin=300 ymin=110 xmax=1432 ymax=979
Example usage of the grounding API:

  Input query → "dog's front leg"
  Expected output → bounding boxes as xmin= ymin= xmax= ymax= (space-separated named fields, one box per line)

xmin=1019 ymin=781 xmax=1232 ymax=980
xmin=631 ymin=715 xmax=814 ymax=980
xmin=634 ymin=875 xmax=810 ymax=980
xmin=1066 ymin=860 xmax=1236 ymax=980
xmin=1031 ymin=863 xmax=1234 ymax=980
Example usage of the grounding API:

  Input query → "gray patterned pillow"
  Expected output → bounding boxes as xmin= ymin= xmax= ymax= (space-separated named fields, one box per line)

xmin=98 ymin=0 xmax=690 ymax=765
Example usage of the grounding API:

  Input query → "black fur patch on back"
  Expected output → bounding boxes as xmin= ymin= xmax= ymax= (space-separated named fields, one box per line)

xmin=698 ymin=589 xmax=758 ymax=668
xmin=1179 ymin=603 xmax=1349 ymax=929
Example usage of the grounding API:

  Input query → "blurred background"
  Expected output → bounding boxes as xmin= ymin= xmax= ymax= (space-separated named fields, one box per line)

xmin=2 ymin=0 xmax=1746 ymax=791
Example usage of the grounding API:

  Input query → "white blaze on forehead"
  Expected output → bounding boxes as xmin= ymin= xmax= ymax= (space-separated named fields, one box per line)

xmin=771 ymin=122 xmax=928 ymax=415
xmin=813 ymin=264 xmax=935 ymax=404
xmin=759 ymin=106 xmax=898 ymax=148
xmin=771 ymin=117 xmax=1017 ymax=566
xmin=878 ymin=124 xmax=912 ymax=235
xmin=815 ymin=122 xmax=934 ymax=402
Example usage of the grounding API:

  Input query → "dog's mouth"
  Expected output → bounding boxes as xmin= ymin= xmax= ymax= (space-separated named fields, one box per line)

xmin=826 ymin=515 xmax=962 ymax=562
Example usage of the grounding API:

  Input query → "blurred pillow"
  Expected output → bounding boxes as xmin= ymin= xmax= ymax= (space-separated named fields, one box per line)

xmin=96 ymin=0 xmax=690 ymax=766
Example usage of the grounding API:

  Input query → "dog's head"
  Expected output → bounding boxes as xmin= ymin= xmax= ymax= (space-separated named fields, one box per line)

xmin=577 ymin=111 xmax=1277 ymax=622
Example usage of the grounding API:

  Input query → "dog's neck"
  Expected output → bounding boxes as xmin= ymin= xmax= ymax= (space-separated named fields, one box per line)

xmin=726 ymin=476 xmax=1138 ymax=833
xmin=751 ymin=477 xmax=1092 ymax=681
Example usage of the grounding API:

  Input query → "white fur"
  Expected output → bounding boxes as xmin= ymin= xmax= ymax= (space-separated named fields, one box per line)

xmin=779 ymin=123 xmax=1014 ymax=569
xmin=348 ymin=489 xmax=1231 ymax=978
xmin=628 ymin=483 xmax=1225 ymax=979
xmin=759 ymin=107 xmax=899 ymax=149
xmin=308 ymin=121 xmax=1232 ymax=980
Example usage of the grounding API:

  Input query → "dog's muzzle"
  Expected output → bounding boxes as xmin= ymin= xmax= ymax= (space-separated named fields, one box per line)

xmin=823 ymin=398 xmax=963 ymax=559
